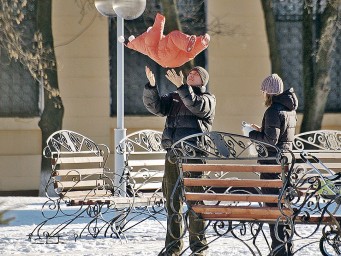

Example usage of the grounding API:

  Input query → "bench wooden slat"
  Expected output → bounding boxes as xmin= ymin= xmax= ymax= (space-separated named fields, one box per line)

xmin=55 ymin=180 xmax=106 ymax=189
xmin=292 ymin=152 xmax=341 ymax=159
xmin=226 ymin=214 xmax=341 ymax=224
xmin=133 ymin=182 xmax=162 ymax=191
xmin=130 ymin=171 xmax=164 ymax=179
xmin=69 ymin=196 xmax=145 ymax=207
xmin=294 ymin=163 xmax=341 ymax=169
xmin=295 ymin=215 xmax=341 ymax=224
xmin=55 ymin=156 xmax=104 ymax=164
xmin=70 ymin=196 xmax=156 ymax=207
xmin=199 ymin=213 xmax=341 ymax=224
xmin=128 ymin=159 xmax=165 ymax=167
xmin=51 ymin=151 xmax=101 ymax=156
xmin=69 ymin=199 xmax=112 ymax=206
xmin=186 ymin=192 xmax=282 ymax=204
xmin=67 ymin=194 xmax=163 ymax=207
xmin=184 ymin=178 xmax=283 ymax=188
xmin=61 ymin=189 xmax=112 ymax=199
xmin=53 ymin=168 xmax=105 ymax=176
xmin=182 ymin=164 xmax=286 ymax=173
xmin=192 ymin=205 xmax=292 ymax=220
xmin=127 ymin=151 xmax=166 ymax=155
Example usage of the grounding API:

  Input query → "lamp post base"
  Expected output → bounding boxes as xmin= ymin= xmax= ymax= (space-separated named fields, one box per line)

xmin=114 ymin=128 xmax=126 ymax=196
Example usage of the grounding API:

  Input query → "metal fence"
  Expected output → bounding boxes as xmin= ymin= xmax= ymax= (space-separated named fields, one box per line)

xmin=0 ymin=51 xmax=40 ymax=117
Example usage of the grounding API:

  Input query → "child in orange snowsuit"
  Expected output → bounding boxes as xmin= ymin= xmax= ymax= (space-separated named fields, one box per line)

xmin=121 ymin=13 xmax=210 ymax=68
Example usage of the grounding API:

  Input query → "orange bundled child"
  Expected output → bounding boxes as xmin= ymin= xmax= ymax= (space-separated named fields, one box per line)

xmin=119 ymin=13 xmax=210 ymax=68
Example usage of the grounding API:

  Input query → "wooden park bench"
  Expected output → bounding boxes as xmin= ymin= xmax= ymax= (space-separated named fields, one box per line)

xmin=29 ymin=129 xmax=166 ymax=243
xmin=288 ymin=129 xmax=341 ymax=255
xmin=292 ymin=129 xmax=341 ymax=174
xmin=116 ymin=129 xmax=167 ymax=231
xmin=168 ymin=131 xmax=341 ymax=255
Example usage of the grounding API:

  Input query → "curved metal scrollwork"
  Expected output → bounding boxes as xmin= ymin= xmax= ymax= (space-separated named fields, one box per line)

xmin=171 ymin=131 xmax=281 ymax=163
xmin=280 ymin=150 xmax=341 ymax=256
xmin=116 ymin=129 xmax=164 ymax=154
xmin=29 ymin=130 xmax=133 ymax=244
xmin=293 ymin=130 xmax=341 ymax=151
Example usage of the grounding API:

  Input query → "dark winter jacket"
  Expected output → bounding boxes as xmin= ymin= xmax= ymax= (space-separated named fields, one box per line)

xmin=249 ymin=88 xmax=298 ymax=151
xmin=143 ymin=83 xmax=216 ymax=150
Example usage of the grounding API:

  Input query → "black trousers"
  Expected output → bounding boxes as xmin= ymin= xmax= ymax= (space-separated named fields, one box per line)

xmin=260 ymin=171 xmax=293 ymax=256
xmin=162 ymin=157 xmax=208 ymax=255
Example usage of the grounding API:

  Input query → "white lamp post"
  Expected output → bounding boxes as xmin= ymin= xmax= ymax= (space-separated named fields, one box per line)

xmin=95 ymin=0 xmax=146 ymax=195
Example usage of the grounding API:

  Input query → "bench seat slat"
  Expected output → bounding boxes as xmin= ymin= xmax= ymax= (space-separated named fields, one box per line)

xmin=182 ymin=164 xmax=286 ymax=173
xmin=127 ymin=151 xmax=166 ymax=155
xmin=133 ymin=182 xmax=162 ymax=191
xmin=131 ymin=171 xmax=164 ymax=179
xmin=199 ymin=213 xmax=341 ymax=225
xmin=69 ymin=197 xmax=130 ymax=207
xmin=294 ymin=215 xmax=341 ymax=224
xmin=51 ymin=151 xmax=101 ymax=156
xmin=53 ymin=168 xmax=105 ymax=176
xmin=61 ymin=189 xmax=112 ymax=199
xmin=55 ymin=156 xmax=104 ymax=164
xmin=55 ymin=180 xmax=106 ymax=189
xmin=294 ymin=163 xmax=341 ymax=169
xmin=192 ymin=205 xmax=292 ymax=220
xmin=69 ymin=198 xmax=112 ymax=206
xmin=128 ymin=159 xmax=165 ymax=167
xmin=292 ymin=152 xmax=341 ymax=159
xmin=186 ymin=192 xmax=282 ymax=204
xmin=68 ymin=194 xmax=163 ymax=207
xmin=184 ymin=178 xmax=283 ymax=188
xmin=199 ymin=213 xmax=341 ymax=224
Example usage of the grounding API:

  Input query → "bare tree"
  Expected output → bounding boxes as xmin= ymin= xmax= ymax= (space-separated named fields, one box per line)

xmin=36 ymin=0 xmax=64 ymax=196
xmin=0 ymin=0 xmax=64 ymax=196
xmin=300 ymin=0 xmax=341 ymax=131
xmin=261 ymin=0 xmax=341 ymax=132
xmin=260 ymin=0 xmax=282 ymax=76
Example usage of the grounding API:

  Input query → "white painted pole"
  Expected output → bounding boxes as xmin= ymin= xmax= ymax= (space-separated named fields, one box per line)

xmin=114 ymin=16 xmax=126 ymax=196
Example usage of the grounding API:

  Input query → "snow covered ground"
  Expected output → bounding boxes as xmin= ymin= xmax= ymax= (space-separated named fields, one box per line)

xmin=0 ymin=196 xmax=327 ymax=255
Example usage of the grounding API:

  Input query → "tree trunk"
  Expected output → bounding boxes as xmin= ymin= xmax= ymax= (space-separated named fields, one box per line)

xmin=36 ymin=0 xmax=64 ymax=196
xmin=300 ymin=0 xmax=340 ymax=132
xmin=260 ymin=0 xmax=282 ymax=76
xmin=160 ymin=0 xmax=181 ymax=33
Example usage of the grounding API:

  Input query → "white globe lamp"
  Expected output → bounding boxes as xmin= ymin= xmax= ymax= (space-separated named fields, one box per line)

xmin=112 ymin=0 xmax=146 ymax=20
xmin=94 ymin=0 xmax=117 ymax=17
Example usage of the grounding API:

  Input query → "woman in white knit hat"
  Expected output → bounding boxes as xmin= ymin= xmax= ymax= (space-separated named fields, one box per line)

xmin=249 ymin=74 xmax=298 ymax=256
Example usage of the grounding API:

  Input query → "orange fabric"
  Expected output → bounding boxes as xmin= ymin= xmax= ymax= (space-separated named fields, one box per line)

xmin=126 ymin=13 xmax=210 ymax=68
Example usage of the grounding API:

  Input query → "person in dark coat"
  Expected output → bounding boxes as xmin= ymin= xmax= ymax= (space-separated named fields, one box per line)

xmin=249 ymin=74 xmax=298 ymax=256
xmin=143 ymin=65 xmax=216 ymax=256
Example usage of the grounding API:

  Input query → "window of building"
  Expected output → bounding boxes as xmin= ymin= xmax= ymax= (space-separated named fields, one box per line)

xmin=274 ymin=0 xmax=341 ymax=112
xmin=0 ymin=2 xmax=41 ymax=117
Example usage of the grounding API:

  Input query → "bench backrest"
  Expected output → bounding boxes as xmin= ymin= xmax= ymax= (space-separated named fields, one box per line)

xmin=171 ymin=131 xmax=292 ymax=221
xmin=292 ymin=130 xmax=341 ymax=174
xmin=43 ymin=130 xmax=113 ymax=205
xmin=293 ymin=130 xmax=341 ymax=151
xmin=280 ymin=130 xmax=341 ymax=222
xmin=117 ymin=130 xmax=166 ymax=198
